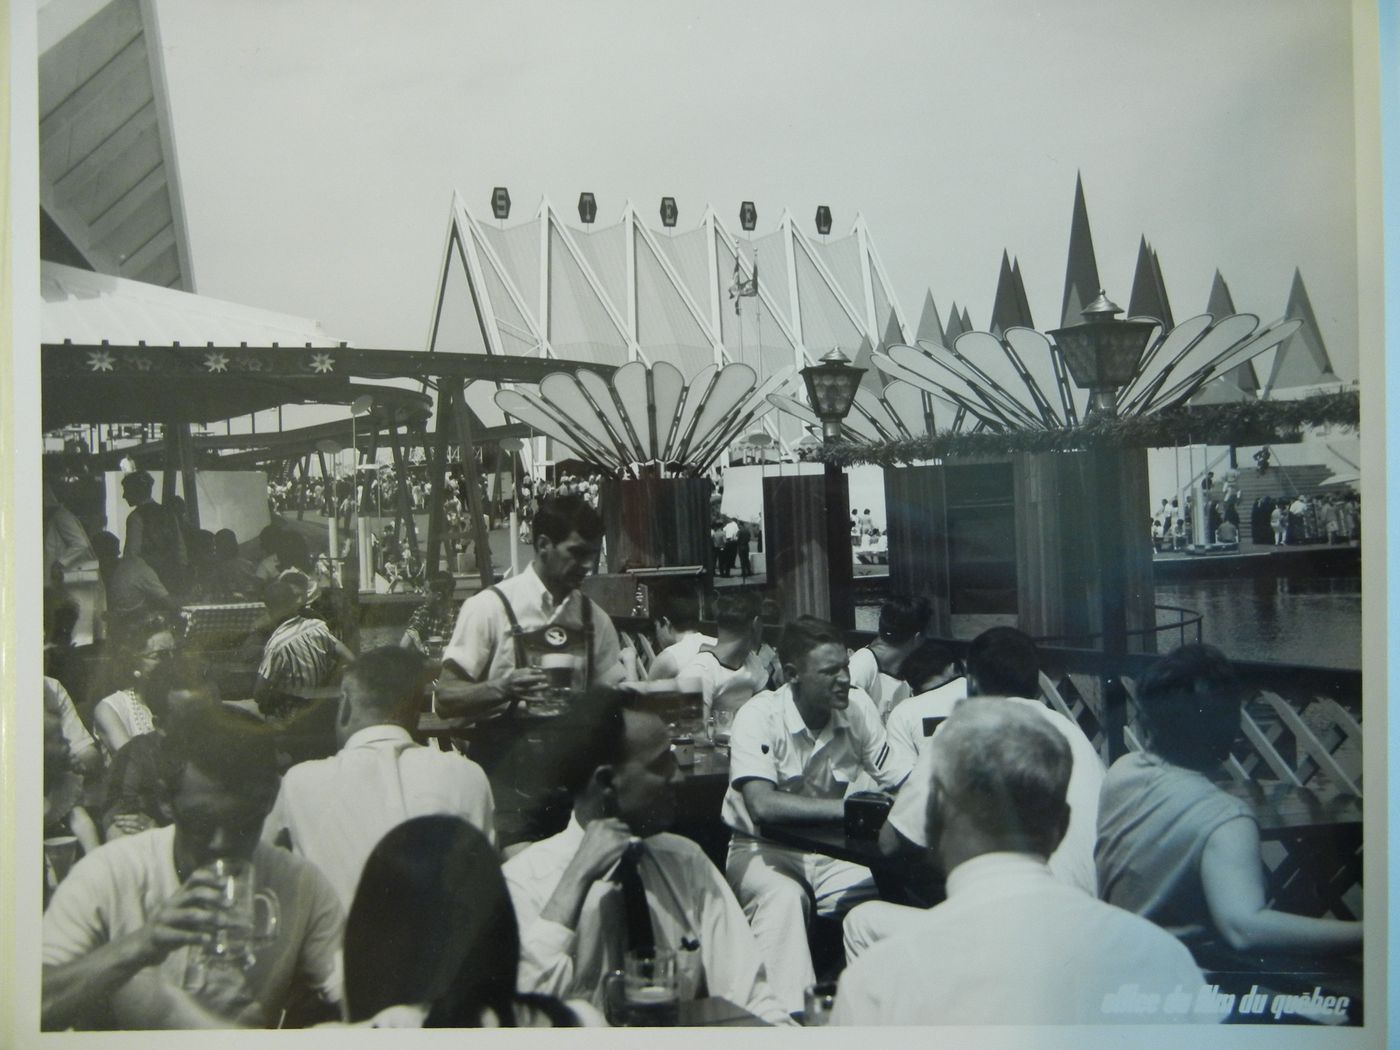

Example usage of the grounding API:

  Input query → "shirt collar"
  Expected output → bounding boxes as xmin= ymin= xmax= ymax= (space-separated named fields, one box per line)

xmin=521 ymin=561 xmax=575 ymax=613
xmin=780 ymin=684 xmax=849 ymax=740
xmin=343 ymin=724 xmax=415 ymax=749
xmin=945 ymin=851 xmax=1054 ymax=899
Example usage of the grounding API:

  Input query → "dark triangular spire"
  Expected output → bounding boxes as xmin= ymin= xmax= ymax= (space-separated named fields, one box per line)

xmin=1267 ymin=268 xmax=1340 ymax=393
xmin=1190 ymin=271 xmax=1256 ymax=403
xmin=850 ymin=333 xmax=885 ymax=395
xmin=1060 ymin=173 xmax=1102 ymax=328
xmin=880 ymin=308 xmax=904 ymax=350
xmin=944 ymin=300 xmax=966 ymax=345
xmin=989 ymin=250 xmax=1018 ymax=337
xmin=916 ymin=289 xmax=946 ymax=346
xmin=1011 ymin=258 xmax=1035 ymax=331
xmin=1128 ymin=236 xmax=1175 ymax=330
xmin=960 ymin=305 xmax=973 ymax=333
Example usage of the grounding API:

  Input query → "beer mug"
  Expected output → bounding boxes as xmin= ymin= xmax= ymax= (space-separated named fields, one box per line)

xmin=604 ymin=948 xmax=680 ymax=1027
xmin=535 ymin=652 xmax=582 ymax=707
xmin=708 ymin=707 xmax=736 ymax=751
xmin=184 ymin=858 xmax=280 ymax=989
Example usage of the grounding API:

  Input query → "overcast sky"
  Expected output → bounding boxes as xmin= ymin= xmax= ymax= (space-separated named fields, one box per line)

xmin=151 ymin=0 xmax=1360 ymax=383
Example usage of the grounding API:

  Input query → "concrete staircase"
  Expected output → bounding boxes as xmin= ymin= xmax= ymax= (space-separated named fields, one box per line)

xmin=1232 ymin=463 xmax=1335 ymax=503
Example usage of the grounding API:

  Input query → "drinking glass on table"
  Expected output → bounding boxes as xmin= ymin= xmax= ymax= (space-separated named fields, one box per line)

xmin=604 ymin=948 xmax=680 ymax=1026
xmin=803 ymin=980 xmax=839 ymax=1025
xmin=708 ymin=707 xmax=736 ymax=751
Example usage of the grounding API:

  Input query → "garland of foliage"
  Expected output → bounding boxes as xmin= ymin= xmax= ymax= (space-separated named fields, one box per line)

xmin=814 ymin=389 xmax=1359 ymax=467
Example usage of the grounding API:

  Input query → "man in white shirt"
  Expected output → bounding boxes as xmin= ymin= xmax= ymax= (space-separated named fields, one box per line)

xmin=439 ymin=494 xmax=623 ymax=716
xmin=832 ymin=699 xmax=1204 ymax=1026
xmin=722 ymin=617 xmax=911 ymax=1013
xmin=881 ymin=642 xmax=964 ymax=764
xmin=262 ymin=646 xmax=495 ymax=907
xmin=845 ymin=627 xmax=1104 ymax=960
xmin=503 ymin=688 xmax=793 ymax=1025
xmin=846 ymin=594 xmax=931 ymax=721
xmin=644 ymin=593 xmax=715 ymax=683
xmin=43 ymin=706 xmax=344 ymax=1030
xmin=676 ymin=591 xmax=767 ymax=719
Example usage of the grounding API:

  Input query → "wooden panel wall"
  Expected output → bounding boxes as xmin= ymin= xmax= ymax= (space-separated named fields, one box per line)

xmin=762 ymin=473 xmax=842 ymax=623
xmin=885 ymin=465 xmax=952 ymax=636
xmin=600 ymin=477 xmax=713 ymax=573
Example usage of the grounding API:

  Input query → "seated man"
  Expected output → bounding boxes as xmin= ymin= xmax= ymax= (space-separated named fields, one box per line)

xmin=844 ymin=627 xmax=1103 ymax=961
xmin=676 ymin=591 xmax=768 ymax=720
xmin=846 ymin=594 xmax=931 ymax=721
xmin=399 ymin=571 xmax=459 ymax=655
xmin=832 ymin=699 xmax=1204 ymax=1025
xmin=722 ymin=617 xmax=910 ymax=1014
xmin=503 ymin=688 xmax=792 ymax=1025
xmin=644 ymin=592 xmax=715 ymax=683
xmin=882 ymin=642 xmax=963 ymax=764
xmin=261 ymin=646 xmax=495 ymax=908
xmin=43 ymin=705 xmax=344 ymax=1030
xmin=439 ymin=494 xmax=624 ymax=717
xmin=253 ymin=576 xmax=353 ymax=717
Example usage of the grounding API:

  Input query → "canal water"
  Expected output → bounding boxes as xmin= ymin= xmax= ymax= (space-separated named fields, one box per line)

xmin=1154 ymin=576 xmax=1361 ymax=670
xmin=857 ymin=576 xmax=1362 ymax=670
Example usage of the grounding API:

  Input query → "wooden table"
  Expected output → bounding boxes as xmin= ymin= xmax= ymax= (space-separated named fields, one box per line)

xmin=677 ymin=996 xmax=767 ymax=1027
xmin=755 ymin=819 xmax=940 ymax=904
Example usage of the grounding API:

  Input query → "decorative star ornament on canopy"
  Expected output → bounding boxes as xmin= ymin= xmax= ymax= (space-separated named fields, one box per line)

xmin=495 ymin=360 xmax=791 ymax=477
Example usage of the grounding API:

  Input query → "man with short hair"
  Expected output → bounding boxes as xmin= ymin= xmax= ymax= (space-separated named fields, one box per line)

xmin=722 ymin=617 xmax=910 ymax=1013
xmin=882 ymin=641 xmax=963 ymax=764
xmin=120 ymin=471 xmax=188 ymax=595
xmin=439 ymin=494 xmax=624 ymax=715
xmin=263 ymin=646 xmax=493 ymax=907
xmin=504 ymin=689 xmax=793 ymax=1025
xmin=644 ymin=592 xmax=715 ymax=683
xmin=831 ymin=700 xmax=1203 ymax=1026
xmin=843 ymin=627 xmax=1104 ymax=961
xmin=400 ymin=570 xmax=460 ymax=655
xmin=676 ymin=591 xmax=767 ymax=720
xmin=847 ymin=594 xmax=930 ymax=721
xmin=43 ymin=706 xmax=344 ymax=1030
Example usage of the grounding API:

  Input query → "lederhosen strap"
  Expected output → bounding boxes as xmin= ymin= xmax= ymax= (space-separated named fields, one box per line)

xmin=491 ymin=585 xmax=596 ymax=682
xmin=490 ymin=586 xmax=529 ymax=668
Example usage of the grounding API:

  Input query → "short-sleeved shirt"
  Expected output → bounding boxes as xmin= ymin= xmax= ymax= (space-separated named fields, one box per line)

xmin=721 ymin=684 xmax=909 ymax=840
xmin=888 ymin=694 xmax=1105 ymax=896
xmin=847 ymin=647 xmax=911 ymax=723
xmin=45 ymin=676 xmax=98 ymax=766
xmin=257 ymin=615 xmax=341 ymax=691
xmin=1095 ymin=751 xmax=1256 ymax=946
xmin=646 ymin=633 xmax=717 ymax=682
xmin=884 ymin=676 xmax=968 ymax=764
xmin=42 ymin=825 xmax=344 ymax=1028
xmin=441 ymin=563 xmax=620 ymax=685
xmin=677 ymin=649 xmax=769 ymax=719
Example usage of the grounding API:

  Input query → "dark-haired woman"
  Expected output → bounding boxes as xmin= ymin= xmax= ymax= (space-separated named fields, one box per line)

xmin=339 ymin=816 xmax=603 ymax=1028
xmin=1095 ymin=644 xmax=1361 ymax=958
xmin=91 ymin=615 xmax=178 ymax=757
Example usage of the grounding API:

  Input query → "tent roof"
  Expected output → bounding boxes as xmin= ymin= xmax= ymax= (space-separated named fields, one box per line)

xmin=40 ymin=0 xmax=195 ymax=290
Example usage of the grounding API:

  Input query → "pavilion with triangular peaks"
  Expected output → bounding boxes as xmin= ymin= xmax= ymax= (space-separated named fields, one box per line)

xmin=429 ymin=192 xmax=910 ymax=452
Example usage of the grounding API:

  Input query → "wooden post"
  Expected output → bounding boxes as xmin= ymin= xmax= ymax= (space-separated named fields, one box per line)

xmin=176 ymin=422 xmax=200 ymax=528
xmin=452 ymin=384 xmax=496 ymax=587
xmin=885 ymin=465 xmax=952 ymax=636
xmin=162 ymin=421 xmax=180 ymax=504
xmin=762 ymin=473 xmax=837 ymax=624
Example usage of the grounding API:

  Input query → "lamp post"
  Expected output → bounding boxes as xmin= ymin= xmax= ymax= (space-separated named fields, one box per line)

xmin=1048 ymin=290 xmax=1156 ymax=758
xmin=801 ymin=348 xmax=866 ymax=630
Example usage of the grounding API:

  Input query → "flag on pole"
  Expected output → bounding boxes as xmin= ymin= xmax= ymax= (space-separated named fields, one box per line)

xmin=728 ymin=252 xmax=758 ymax=313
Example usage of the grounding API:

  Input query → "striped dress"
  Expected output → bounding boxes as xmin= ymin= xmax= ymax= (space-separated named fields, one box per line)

xmin=257 ymin=615 xmax=341 ymax=691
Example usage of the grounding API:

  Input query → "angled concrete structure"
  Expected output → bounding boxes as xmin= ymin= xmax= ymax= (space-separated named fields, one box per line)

xmin=1264 ymin=269 xmax=1341 ymax=395
xmin=1059 ymin=174 xmax=1102 ymax=328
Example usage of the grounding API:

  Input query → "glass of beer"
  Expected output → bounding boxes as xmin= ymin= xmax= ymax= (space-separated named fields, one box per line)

xmin=535 ymin=653 xmax=582 ymax=709
xmin=803 ymin=980 xmax=839 ymax=1025
xmin=708 ymin=707 xmax=736 ymax=751
xmin=184 ymin=858 xmax=280 ymax=990
xmin=605 ymin=948 xmax=680 ymax=1026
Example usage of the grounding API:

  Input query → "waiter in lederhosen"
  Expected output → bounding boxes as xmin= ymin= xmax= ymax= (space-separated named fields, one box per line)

xmin=438 ymin=493 xmax=624 ymax=719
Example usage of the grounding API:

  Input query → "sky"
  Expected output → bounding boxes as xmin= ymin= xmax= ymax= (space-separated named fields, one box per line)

xmin=148 ymin=0 xmax=1362 ymax=385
